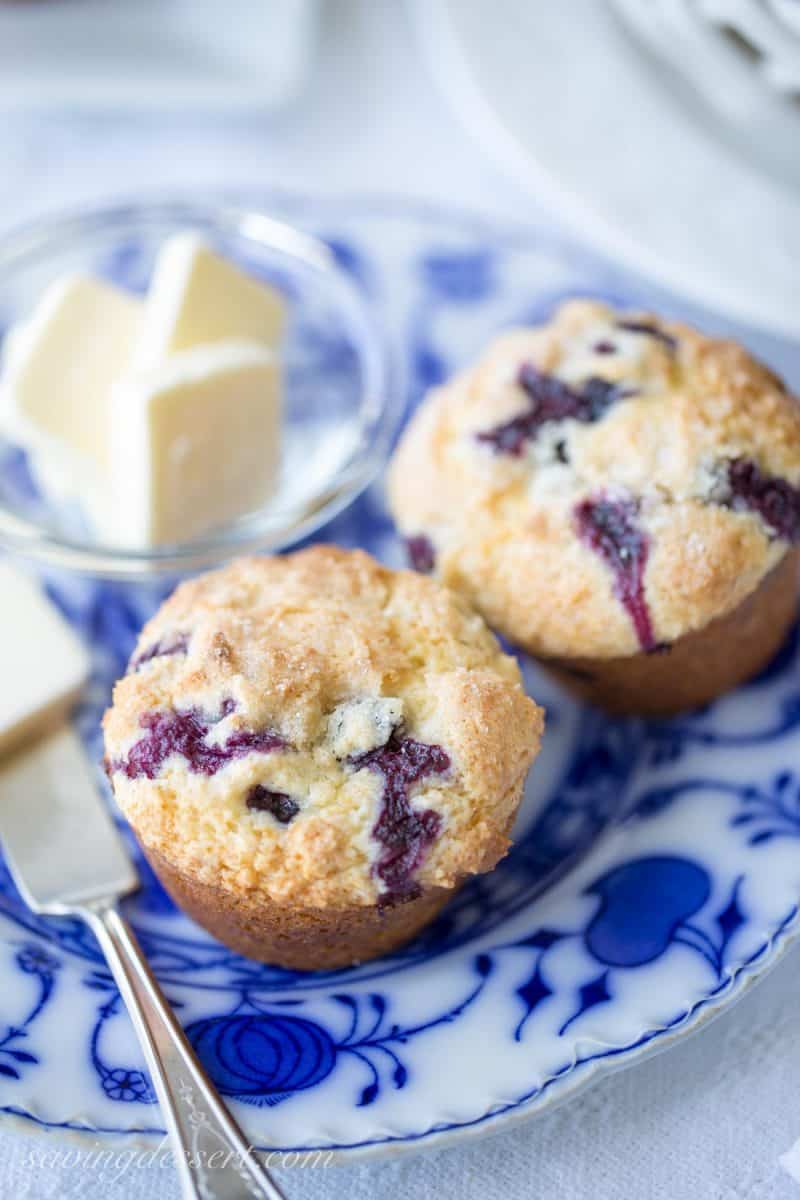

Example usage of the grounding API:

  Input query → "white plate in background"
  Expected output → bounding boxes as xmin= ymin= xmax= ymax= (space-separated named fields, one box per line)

xmin=412 ymin=0 xmax=800 ymax=339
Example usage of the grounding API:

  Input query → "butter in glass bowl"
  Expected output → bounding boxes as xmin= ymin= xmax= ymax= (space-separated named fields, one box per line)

xmin=0 ymin=200 xmax=394 ymax=579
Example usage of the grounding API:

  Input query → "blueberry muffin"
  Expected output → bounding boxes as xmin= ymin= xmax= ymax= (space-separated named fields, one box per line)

xmin=388 ymin=300 xmax=800 ymax=715
xmin=103 ymin=547 xmax=543 ymax=969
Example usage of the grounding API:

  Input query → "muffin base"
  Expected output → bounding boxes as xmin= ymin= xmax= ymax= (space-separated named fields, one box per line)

xmin=538 ymin=547 xmax=800 ymax=716
xmin=143 ymin=844 xmax=457 ymax=970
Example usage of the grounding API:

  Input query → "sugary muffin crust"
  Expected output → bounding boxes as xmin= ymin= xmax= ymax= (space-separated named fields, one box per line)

xmin=104 ymin=547 xmax=543 ymax=912
xmin=388 ymin=300 xmax=800 ymax=661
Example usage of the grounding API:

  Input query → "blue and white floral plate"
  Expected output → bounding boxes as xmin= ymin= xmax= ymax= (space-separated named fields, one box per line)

xmin=2 ymin=196 xmax=800 ymax=1159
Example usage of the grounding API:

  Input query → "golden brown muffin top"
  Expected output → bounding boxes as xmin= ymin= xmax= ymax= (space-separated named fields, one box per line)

xmin=388 ymin=299 xmax=800 ymax=659
xmin=104 ymin=547 xmax=543 ymax=909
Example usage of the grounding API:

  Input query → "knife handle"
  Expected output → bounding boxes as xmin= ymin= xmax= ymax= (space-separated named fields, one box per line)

xmin=82 ymin=902 xmax=288 ymax=1200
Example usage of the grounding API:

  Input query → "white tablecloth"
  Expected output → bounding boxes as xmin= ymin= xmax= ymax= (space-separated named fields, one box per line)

xmin=1 ymin=3 xmax=799 ymax=1197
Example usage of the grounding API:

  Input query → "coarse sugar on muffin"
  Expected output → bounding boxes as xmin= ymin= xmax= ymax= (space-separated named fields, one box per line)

xmin=103 ymin=546 xmax=544 ymax=968
xmin=388 ymin=299 xmax=800 ymax=715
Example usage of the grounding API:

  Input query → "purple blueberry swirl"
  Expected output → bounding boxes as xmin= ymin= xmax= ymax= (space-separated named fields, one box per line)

xmin=575 ymin=494 xmax=657 ymax=653
xmin=350 ymin=732 xmax=450 ymax=900
xmin=128 ymin=633 xmax=189 ymax=674
xmin=476 ymin=365 xmax=636 ymax=458
xmin=111 ymin=706 xmax=284 ymax=780
xmin=724 ymin=458 xmax=800 ymax=543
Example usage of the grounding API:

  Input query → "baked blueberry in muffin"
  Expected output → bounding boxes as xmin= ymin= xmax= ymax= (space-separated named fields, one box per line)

xmin=388 ymin=300 xmax=800 ymax=715
xmin=104 ymin=547 xmax=543 ymax=969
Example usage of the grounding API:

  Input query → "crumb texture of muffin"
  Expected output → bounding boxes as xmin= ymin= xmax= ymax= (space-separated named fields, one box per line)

xmin=104 ymin=547 xmax=543 ymax=964
xmin=388 ymin=300 xmax=800 ymax=696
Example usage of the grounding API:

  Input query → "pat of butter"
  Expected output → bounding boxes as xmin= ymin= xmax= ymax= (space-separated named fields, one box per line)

xmin=110 ymin=340 xmax=281 ymax=547
xmin=1 ymin=234 xmax=286 ymax=550
xmin=133 ymin=233 xmax=285 ymax=371
xmin=4 ymin=275 xmax=142 ymax=471
xmin=0 ymin=564 xmax=90 ymax=760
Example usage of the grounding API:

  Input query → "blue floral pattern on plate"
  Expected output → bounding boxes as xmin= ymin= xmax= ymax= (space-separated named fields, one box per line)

xmin=1 ymin=196 xmax=800 ymax=1158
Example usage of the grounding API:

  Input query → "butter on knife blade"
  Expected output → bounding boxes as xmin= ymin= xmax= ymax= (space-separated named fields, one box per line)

xmin=0 ymin=563 xmax=90 ymax=760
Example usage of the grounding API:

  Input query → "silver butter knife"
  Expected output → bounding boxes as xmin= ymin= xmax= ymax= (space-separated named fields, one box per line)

xmin=0 ymin=727 xmax=287 ymax=1200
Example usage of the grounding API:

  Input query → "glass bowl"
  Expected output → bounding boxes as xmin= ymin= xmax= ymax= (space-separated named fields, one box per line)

xmin=0 ymin=199 xmax=397 ymax=578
